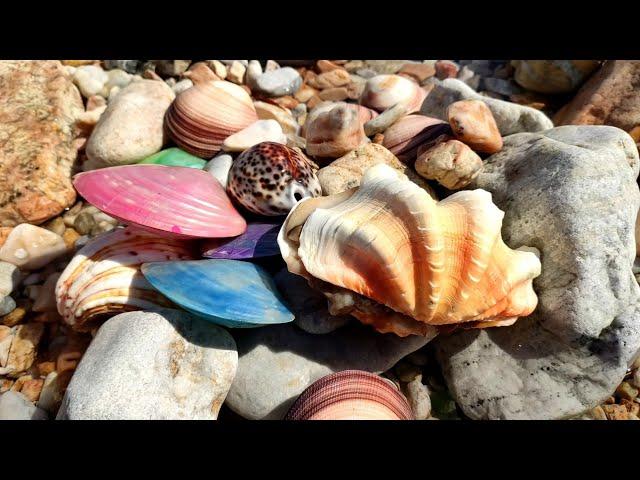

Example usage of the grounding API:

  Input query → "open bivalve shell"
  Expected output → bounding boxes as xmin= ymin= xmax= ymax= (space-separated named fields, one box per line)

xmin=360 ymin=74 xmax=428 ymax=113
xmin=165 ymin=79 xmax=259 ymax=158
xmin=55 ymin=226 xmax=195 ymax=332
xmin=285 ymin=370 xmax=414 ymax=420
xmin=278 ymin=163 xmax=542 ymax=337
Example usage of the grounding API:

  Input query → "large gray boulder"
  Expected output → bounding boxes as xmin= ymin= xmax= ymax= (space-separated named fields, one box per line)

xmin=57 ymin=309 xmax=237 ymax=420
xmin=435 ymin=125 xmax=640 ymax=419
xmin=226 ymin=323 xmax=432 ymax=420
xmin=420 ymin=78 xmax=554 ymax=135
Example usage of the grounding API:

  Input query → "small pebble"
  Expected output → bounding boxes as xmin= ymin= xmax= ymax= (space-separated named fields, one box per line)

xmin=435 ymin=60 xmax=459 ymax=80
xmin=103 ymin=60 xmax=140 ymax=74
xmin=402 ymin=374 xmax=432 ymax=420
xmin=616 ymin=381 xmax=639 ymax=401
xmin=0 ymin=261 xmax=21 ymax=297
xmin=588 ymin=405 xmax=608 ymax=420
xmin=74 ymin=211 xmax=97 ymax=235
xmin=155 ymin=60 xmax=191 ymax=77
xmin=208 ymin=60 xmax=227 ymax=79
xmin=318 ymin=87 xmax=349 ymax=102
xmin=307 ymin=69 xmax=351 ymax=89
xmin=204 ymin=154 xmax=234 ymax=189
xmin=0 ymin=224 xmax=67 ymax=271
xmin=363 ymin=102 xmax=408 ymax=136
xmin=447 ymin=99 xmax=503 ymax=154
xmin=482 ymin=77 xmax=522 ymax=96
xmin=62 ymin=202 xmax=84 ymax=227
xmin=72 ymin=65 xmax=108 ymax=98
xmin=2 ymin=300 xmax=28 ymax=327
xmin=0 ymin=391 xmax=48 ymax=420
xmin=227 ymin=61 xmax=246 ymax=84
xmin=632 ymin=369 xmax=640 ymax=389
xmin=0 ymin=296 xmax=16 ymax=316
xmin=245 ymin=60 xmax=262 ymax=88
xmin=398 ymin=63 xmax=435 ymax=83
xmin=33 ymin=273 xmax=61 ymax=313
xmin=222 ymin=120 xmax=286 ymax=152
xmin=415 ymin=139 xmax=483 ymax=190
xmin=253 ymin=101 xmax=299 ymax=135
xmin=62 ymin=229 xmax=81 ymax=251
xmin=254 ymin=67 xmax=302 ymax=97
xmin=394 ymin=361 xmax=422 ymax=383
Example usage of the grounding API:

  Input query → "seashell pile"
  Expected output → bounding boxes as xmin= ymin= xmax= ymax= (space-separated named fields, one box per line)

xmin=278 ymin=163 xmax=542 ymax=337
xmin=227 ymin=142 xmax=322 ymax=216
xmin=165 ymin=78 xmax=258 ymax=158
xmin=55 ymin=226 xmax=195 ymax=332
xmin=201 ymin=222 xmax=281 ymax=260
xmin=285 ymin=370 xmax=414 ymax=420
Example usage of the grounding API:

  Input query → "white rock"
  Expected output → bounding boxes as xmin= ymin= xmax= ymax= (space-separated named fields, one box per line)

xmin=254 ymin=67 xmax=302 ymax=97
xmin=245 ymin=60 xmax=262 ymax=88
xmin=402 ymin=374 xmax=431 ymax=420
xmin=0 ymin=296 xmax=15 ymax=316
xmin=204 ymin=154 xmax=234 ymax=189
xmin=0 ymin=224 xmax=67 ymax=271
xmin=172 ymin=79 xmax=193 ymax=95
xmin=208 ymin=60 xmax=227 ymax=79
xmin=103 ymin=68 xmax=132 ymax=94
xmin=254 ymin=101 xmax=299 ymax=135
xmin=0 ymin=261 xmax=22 ymax=297
xmin=222 ymin=120 xmax=286 ymax=152
xmin=226 ymin=61 xmax=246 ymax=85
xmin=0 ymin=391 xmax=48 ymax=420
xmin=57 ymin=309 xmax=237 ymax=420
xmin=72 ymin=65 xmax=109 ymax=98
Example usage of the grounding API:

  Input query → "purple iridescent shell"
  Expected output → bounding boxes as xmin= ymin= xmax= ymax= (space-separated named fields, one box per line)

xmin=201 ymin=222 xmax=282 ymax=260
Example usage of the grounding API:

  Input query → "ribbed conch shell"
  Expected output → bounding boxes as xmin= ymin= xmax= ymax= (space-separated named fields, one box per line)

xmin=360 ymin=75 xmax=428 ymax=113
xmin=304 ymin=102 xmax=368 ymax=158
xmin=278 ymin=163 xmax=542 ymax=337
xmin=56 ymin=226 xmax=194 ymax=332
xmin=382 ymin=114 xmax=451 ymax=163
xmin=165 ymin=79 xmax=259 ymax=158
xmin=285 ymin=370 xmax=414 ymax=420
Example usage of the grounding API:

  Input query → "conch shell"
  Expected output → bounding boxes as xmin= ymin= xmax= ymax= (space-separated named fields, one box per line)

xmin=278 ymin=163 xmax=541 ymax=337
xmin=56 ymin=226 xmax=195 ymax=331
xmin=165 ymin=79 xmax=258 ymax=158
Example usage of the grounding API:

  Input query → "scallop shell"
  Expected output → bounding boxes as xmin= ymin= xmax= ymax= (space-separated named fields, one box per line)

xmin=227 ymin=142 xmax=322 ymax=216
xmin=55 ymin=226 xmax=195 ymax=332
xmin=278 ymin=163 xmax=542 ymax=337
xmin=73 ymin=164 xmax=247 ymax=239
xmin=141 ymin=259 xmax=295 ymax=328
xmin=304 ymin=102 xmax=368 ymax=158
xmin=285 ymin=370 xmax=414 ymax=420
xmin=165 ymin=79 xmax=259 ymax=158
xmin=382 ymin=114 xmax=451 ymax=163
xmin=360 ymin=75 xmax=428 ymax=113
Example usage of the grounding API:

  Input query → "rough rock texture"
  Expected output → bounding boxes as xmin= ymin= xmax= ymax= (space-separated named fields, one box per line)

xmin=226 ymin=322 xmax=430 ymax=420
xmin=554 ymin=61 xmax=640 ymax=132
xmin=512 ymin=60 xmax=600 ymax=94
xmin=84 ymin=79 xmax=175 ymax=170
xmin=435 ymin=125 xmax=640 ymax=419
xmin=57 ymin=310 xmax=237 ymax=420
xmin=317 ymin=143 xmax=436 ymax=197
xmin=420 ymin=78 xmax=553 ymax=135
xmin=0 ymin=61 xmax=83 ymax=226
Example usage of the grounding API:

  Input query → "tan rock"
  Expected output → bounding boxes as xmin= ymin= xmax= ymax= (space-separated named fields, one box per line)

xmin=589 ymin=405 xmax=608 ymax=420
xmin=0 ymin=325 xmax=12 ymax=367
xmin=316 ymin=60 xmax=341 ymax=73
xmin=415 ymin=139 xmax=483 ymax=190
xmin=512 ymin=60 xmax=600 ymax=94
xmin=398 ymin=63 xmax=436 ymax=83
xmin=0 ymin=227 xmax=12 ymax=247
xmin=616 ymin=381 xmax=639 ymax=401
xmin=317 ymin=143 xmax=436 ymax=196
xmin=62 ymin=228 xmax=81 ymax=251
xmin=19 ymin=378 xmax=44 ymax=403
xmin=602 ymin=403 xmax=630 ymax=420
xmin=3 ymin=323 xmax=44 ymax=376
xmin=0 ymin=224 xmax=67 ymax=270
xmin=304 ymin=103 xmax=368 ymax=158
xmin=554 ymin=60 xmax=640 ymax=132
xmin=294 ymin=84 xmax=319 ymax=103
xmin=307 ymin=69 xmax=351 ymax=89
xmin=226 ymin=61 xmax=246 ymax=85
xmin=435 ymin=60 xmax=459 ymax=80
xmin=318 ymin=87 xmax=349 ymax=102
xmin=270 ymin=96 xmax=299 ymax=110
xmin=253 ymin=101 xmax=299 ymax=135
xmin=621 ymin=399 xmax=640 ymax=416
xmin=447 ymin=99 xmax=503 ymax=153
xmin=2 ymin=299 xmax=28 ymax=327
xmin=0 ymin=61 xmax=83 ymax=226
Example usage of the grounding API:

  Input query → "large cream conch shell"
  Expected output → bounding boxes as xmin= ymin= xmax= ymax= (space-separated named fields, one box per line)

xmin=278 ymin=164 xmax=542 ymax=337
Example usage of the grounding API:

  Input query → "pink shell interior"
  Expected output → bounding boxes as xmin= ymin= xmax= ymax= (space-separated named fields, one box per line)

xmin=74 ymin=165 xmax=247 ymax=239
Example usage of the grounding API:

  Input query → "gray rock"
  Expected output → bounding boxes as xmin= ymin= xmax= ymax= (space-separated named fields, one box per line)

xmin=155 ymin=60 xmax=191 ymax=77
xmin=0 ymin=391 xmax=48 ymax=420
xmin=402 ymin=375 xmax=431 ymax=420
xmin=104 ymin=60 xmax=141 ymax=74
xmin=0 ymin=296 xmax=16 ymax=316
xmin=420 ymin=78 xmax=553 ymax=135
xmin=435 ymin=125 xmax=640 ymax=419
xmin=0 ymin=261 xmax=22 ymax=297
xmin=273 ymin=268 xmax=351 ymax=335
xmin=356 ymin=68 xmax=378 ymax=79
xmin=226 ymin=322 xmax=431 ymax=419
xmin=57 ymin=309 xmax=237 ymax=420
xmin=482 ymin=77 xmax=522 ymax=96
xmin=363 ymin=103 xmax=409 ymax=136
xmin=254 ymin=67 xmax=302 ymax=97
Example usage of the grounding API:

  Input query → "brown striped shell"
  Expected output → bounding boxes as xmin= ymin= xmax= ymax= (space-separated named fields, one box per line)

xmin=55 ymin=226 xmax=195 ymax=332
xmin=382 ymin=114 xmax=452 ymax=163
xmin=285 ymin=370 xmax=414 ymax=420
xmin=165 ymin=79 xmax=258 ymax=158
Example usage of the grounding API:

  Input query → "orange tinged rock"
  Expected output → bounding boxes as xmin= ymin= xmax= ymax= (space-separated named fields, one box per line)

xmin=398 ymin=63 xmax=435 ymax=83
xmin=447 ymin=99 xmax=503 ymax=154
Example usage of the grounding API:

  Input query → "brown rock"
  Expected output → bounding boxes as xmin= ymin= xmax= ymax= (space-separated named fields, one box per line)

xmin=294 ymin=84 xmax=319 ymax=103
xmin=0 ymin=227 xmax=12 ymax=247
xmin=435 ymin=60 xmax=459 ymax=80
xmin=589 ymin=405 xmax=608 ymax=420
xmin=306 ymin=69 xmax=351 ymax=89
xmin=512 ymin=60 xmax=600 ymax=94
xmin=62 ymin=228 xmax=81 ymax=250
xmin=304 ymin=103 xmax=368 ymax=158
xmin=554 ymin=60 xmax=640 ymax=132
xmin=398 ymin=63 xmax=436 ymax=83
xmin=415 ymin=139 xmax=483 ymax=190
xmin=621 ymin=399 xmax=640 ymax=416
xmin=37 ymin=361 xmax=56 ymax=377
xmin=3 ymin=323 xmax=44 ymax=376
xmin=616 ymin=381 xmax=639 ymax=401
xmin=0 ymin=61 xmax=83 ymax=226
xmin=0 ymin=379 xmax=13 ymax=393
xmin=306 ymin=95 xmax=323 ymax=110
xmin=316 ymin=60 xmax=341 ymax=73
xmin=2 ymin=299 xmax=29 ymax=327
xmin=19 ymin=378 xmax=44 ymax=403
xmin=602 ymin=404 xmax=630 ymax=420
xmin=270 ymin=96 xmax=299 ymax=110
xmin=318 ymin=87 xmax=349 ymax=102
xmin=447 ymin=99 xmax=503 ymax=153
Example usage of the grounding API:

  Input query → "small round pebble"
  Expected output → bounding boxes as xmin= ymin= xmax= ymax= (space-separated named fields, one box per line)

xmin=254 ymin=67 xmax=302 ymax=97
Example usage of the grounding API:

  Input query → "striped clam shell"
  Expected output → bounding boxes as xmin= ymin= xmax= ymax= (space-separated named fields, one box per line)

xmin=55 ymin=226 xmax=195 ymax=332
xmin=285 ymin=370 xmax=414 ymax=420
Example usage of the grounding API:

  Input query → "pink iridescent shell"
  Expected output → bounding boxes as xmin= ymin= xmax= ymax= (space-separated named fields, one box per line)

xmin=285 ymin=370 xmax=414 ymax=420
xmin=227 ymin=142 xmax=322 ymax=216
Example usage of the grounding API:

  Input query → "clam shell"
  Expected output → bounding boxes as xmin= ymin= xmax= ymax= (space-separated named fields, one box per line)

xmin=278 ymin=163 xmax=542 ymax=337
xmin=165 ymin=80 xmax=259 ymax=158
xmin=382 ymin=114 xmax=451 ymax=163
xmin=227 ymin=142 xmax=322 ymax=216
xmin=141 ymin=259 xmax=295 ymax=328
xmin=201 ymin=222 xmax=281 ymax=260
xmin=360 ymin=74 xmax=427 ymax=113
xmin=137 ymin=147 xmax=207 ymax=169
xmin=74 ymin=165 xmax=247 ymax=239
xmin=55 ymin=226 xmax=195 ymax=331
xmin=304 ymin=102 xmax=368 ymax=158
xmin=285 ymin=370 xmax=414 ymax=420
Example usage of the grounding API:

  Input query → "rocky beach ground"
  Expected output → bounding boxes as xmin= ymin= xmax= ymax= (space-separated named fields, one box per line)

xmin=0 ymin=59 xmax=639 ymax=421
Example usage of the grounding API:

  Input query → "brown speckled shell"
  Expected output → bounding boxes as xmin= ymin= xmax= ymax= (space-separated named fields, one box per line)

xmin=227 ymin=142 xmax=322 ymax=216
xmin=285 ymin=370 xmax=414 ymax=420
xmin=165 ymin=80 xmax=258 ymax=158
